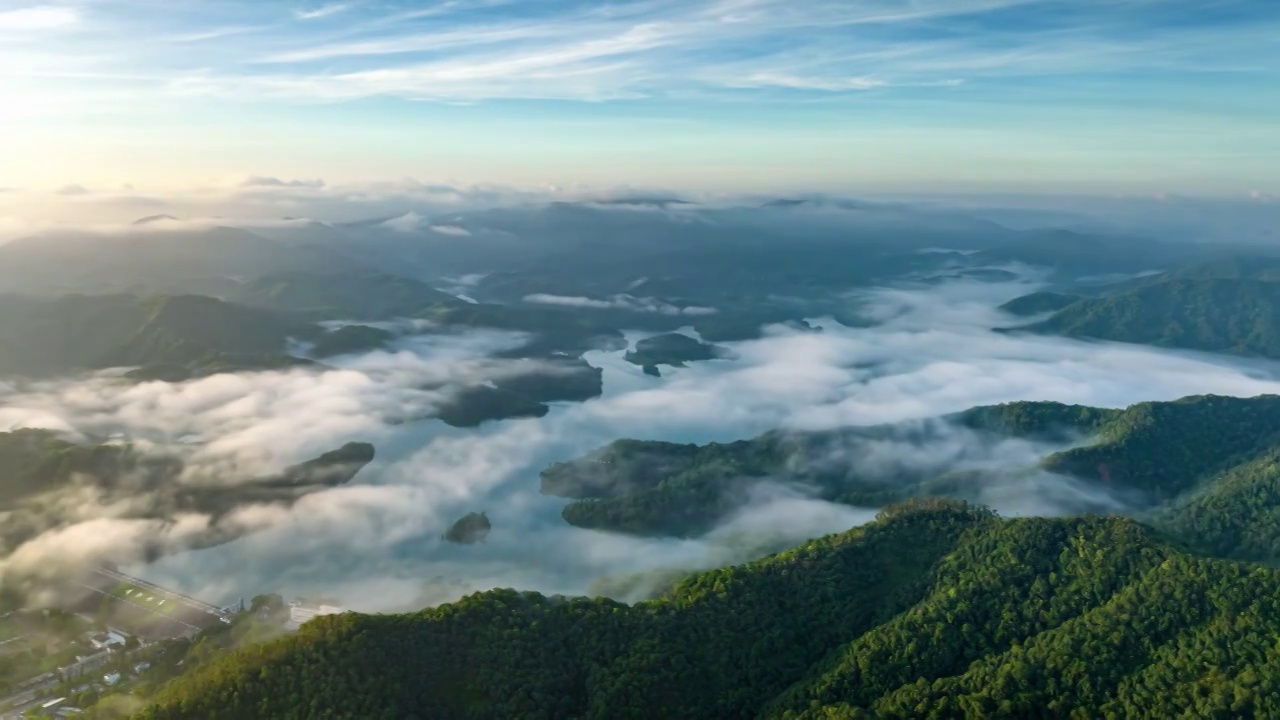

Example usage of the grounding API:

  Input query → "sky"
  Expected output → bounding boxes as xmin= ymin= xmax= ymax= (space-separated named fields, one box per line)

xmin=1 ymin=0 xmax=1278 ymax=196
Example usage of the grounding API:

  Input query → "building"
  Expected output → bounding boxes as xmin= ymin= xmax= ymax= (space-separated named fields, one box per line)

xmin=88 ymin=631 xmax=126 ymax=650
xmin=285 ymin=604 xmax=344 ymax=631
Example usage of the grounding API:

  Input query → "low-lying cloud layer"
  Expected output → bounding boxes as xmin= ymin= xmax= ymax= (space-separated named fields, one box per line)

xmin=524 ymin=293 xmax=718 ymax=316
xmin=7 ymin=273 xmax=1280 ymax=611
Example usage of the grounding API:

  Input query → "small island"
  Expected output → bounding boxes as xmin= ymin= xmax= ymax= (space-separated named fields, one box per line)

xmin=432 ymin=359 xmax=604 ymax=427
xmin=443 ymin=512 xmax=492 ymax=544
xmin=624 ymin=333 xmax=728 ymax=373
xmin=310 ymin=325 xmax=394 ymax=358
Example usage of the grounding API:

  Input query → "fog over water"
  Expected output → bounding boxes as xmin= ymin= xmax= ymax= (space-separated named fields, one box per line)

xmin=10 ymin=270 xmax=1280 ymax=611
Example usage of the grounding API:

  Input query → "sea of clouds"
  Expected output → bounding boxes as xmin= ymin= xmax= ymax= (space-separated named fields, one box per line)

xmin=6 ymin=270 xmax=1280 ymax=611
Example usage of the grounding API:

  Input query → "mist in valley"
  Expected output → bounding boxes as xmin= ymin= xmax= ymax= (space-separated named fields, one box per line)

xmin=6 ymin=257 xmax=1280 ymax=611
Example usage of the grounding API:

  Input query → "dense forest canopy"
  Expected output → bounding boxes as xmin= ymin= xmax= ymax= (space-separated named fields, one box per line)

xmin=125 ymin=501 xmax=1280 ymax=720
xmin=1005 ymin=257 xmax=1280 ymax=359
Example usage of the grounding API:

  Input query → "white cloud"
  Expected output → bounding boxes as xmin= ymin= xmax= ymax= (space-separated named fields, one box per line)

xmin=0 ymin=178 xmax=561 ymax=230
xmin=381 ymin=211 xmax=423 ymax=232
xmin=294 ymin=3 xmax=350 ymax=21
xmin=240 ymin=175 xmax=326 ymax=189
xmin=524 ymin=293 xmax=717 ymax=316
xmin=0 ymin=5 xmax=78 ymax=31
xmin=430 ymin=224 xmax=471 ymax=236
xmin=734 ymin=72 xmax=887 ymax=91
xmin=9 ymin=272 xmax=1271 ymax=611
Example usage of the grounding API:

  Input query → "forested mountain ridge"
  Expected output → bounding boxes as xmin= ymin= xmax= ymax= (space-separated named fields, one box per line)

xmin=223 ymin=270 xmax=633 ymax=358
xmin=0 ymin=226 xmax=357 ymax=296
xmin=127 ymin=501 xmax=1280 ymax=719
xmin=226 ymin=271 xmax=463 ymax=321
xmin=543 ymin=395 xmax=1280 ymax=564
xmin=1014 ymin=271 xmax=1280 ymax=359
xmin=996 ymin=290 xmax=1081 ymax=316
xmin=0 ymin=293 xmax=320 ymax=379
xmin=1040 ymin=394 xmax=1280 ymax=501
xmin=541 ymin=398 xmax=1133 ymax=536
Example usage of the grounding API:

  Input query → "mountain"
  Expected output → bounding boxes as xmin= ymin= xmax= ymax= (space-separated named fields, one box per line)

xmin=0 ymin=293 xmax=319 ymax=379
xmin=129 ymin=501 xmax=1280 ymax=719
xmin=1014 ymin=256 xmax=1280 ymax=358
xmin=540 ymin=400 xmax=1106 ymax=537
xmin=0 ymin=226 xmax=356 ymax=295
xmin=0 ymin=286 xmax=610 ymax=421
xmin=1020 ymin=277 xmax=1280 ymax=358
xmin=971 ymin=228 xmax=1190 ymax=279
xmin=997 ymin=290 xmax=1081 ymax=316
xmin=308 ymin=325 xmax=394 ymax=358
xmin=543 ymin=395 xmax=1280 ymax=552
xmin=1039 ymin=394 xmax=1280 ymax=502
xmin=226 ymin=270 xmax=639 ymax=358
xmin=1160 ymin=254 xmax=1280 ymax=283
xmin=227 ymin=271 xmax=463 ymax=321
xmin=318 ymin=202 xmax=1160 ymax=343
xmin=0 ymin=431 xmax=375 ymax=593
xmin=132 ymin=214 xmax=180 ymax=225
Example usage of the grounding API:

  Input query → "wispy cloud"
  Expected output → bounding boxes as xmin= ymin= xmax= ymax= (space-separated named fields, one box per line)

xmin=240 ymin=175 xmax=326 ymax=189
xmin=6 ymin=0 xmax=1279 ymax=107
xmin=0 ymin=5 xmax=78 ymax=31
xmin=294 ymin=3 xmax=351 ymax=21
xmin=2 ymin=0 xmax=1278 ymax=195
xmin=163 ymin=26 xmax=261 ymax=43
xmin=733 ymin=72 xmax=888 ymax=91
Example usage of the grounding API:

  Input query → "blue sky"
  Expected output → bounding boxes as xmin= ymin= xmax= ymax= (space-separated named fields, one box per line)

xmin=1 ymin=0 xmax=1277 ymax=195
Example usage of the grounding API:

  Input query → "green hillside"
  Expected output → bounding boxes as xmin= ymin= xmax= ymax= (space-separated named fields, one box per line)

xmin=997 ymin=291 xmax=1081 ymax=316
xmin=1040 ymin=394 xmax=1280 ymax=501
xmin=127 ymin=500 xmax=1280 ymax=719
xmin=225 ymin=270 xmax=630 ymax=358
xmin=308 ymin=325 xmax=394 ymax=358
xmin=0 ymin=293 xmax=319 ymax=379
xmin=0 ymin=227 xmax=355 ymax=296
xmin=541 ymin=400 xmax=1116 ymax=537
xmin=544 ymin=395 xmax=1280 ymax=553
xmin=971 ymin=229 xmax=1183 ymax=277
xmin=1020 ymin=272 xmax=1280 ymax=358
xmin=228 ymin=272 xmax=462 ymax=321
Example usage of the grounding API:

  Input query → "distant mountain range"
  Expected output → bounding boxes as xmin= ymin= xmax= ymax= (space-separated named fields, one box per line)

xmin=0 ymin=293 xmax=320 ymax=379
xmin=0 ymin=283 xmax=607 ymax=426
xmin=0 ymin=225 xmax=356 ymax=296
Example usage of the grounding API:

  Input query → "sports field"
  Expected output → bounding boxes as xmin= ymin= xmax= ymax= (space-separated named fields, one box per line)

xmin=75 ymin=568 xmax=230 ymax=640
